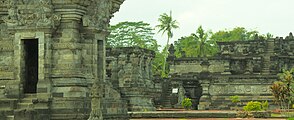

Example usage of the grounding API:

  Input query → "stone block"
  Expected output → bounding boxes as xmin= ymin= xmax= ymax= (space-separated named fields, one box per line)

xmin=14 ymin=109 xmax=36 ymax=120
xmin=0 ymin=110 xmax=6 ymax=120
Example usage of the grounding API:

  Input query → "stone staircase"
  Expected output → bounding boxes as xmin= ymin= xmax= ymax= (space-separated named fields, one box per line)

xmin=262 ymin=40 xmax=275 ymax=74
xmin=4 ymin=110 xmax=15 ymax=120
xmin=0 ymin=99 xmax=17 ymax=120
xmin=17 ymin=94 xmax=36 ymax=109
xmin=6 ymin=115 xmax=14 ymax=120
xmin=3 ymin=94 xmax=37 ymax=120
xmin=161 ymin=80 xmax=172 ymax=108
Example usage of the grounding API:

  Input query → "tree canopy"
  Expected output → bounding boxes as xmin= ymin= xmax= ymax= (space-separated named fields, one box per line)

xmin=107 ymin=21 xmax=159 ymax=52
xmin=107 ymin=21 xmax=164 ymax=76
xmin=210 ymin=27 xmax=273 ymax=42
xmin=174 ymin=26 xmax=274 ymax=58
xmin=175 ymin=26 xmax=217 ymax=57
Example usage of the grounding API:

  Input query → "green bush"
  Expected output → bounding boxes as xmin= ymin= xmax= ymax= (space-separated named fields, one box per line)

xmin=261 ymin=101 xmax=269 ymax=110
xmin=243 ymin=101 xmax=262 ymax=111
xmin=287 ymin=118 xmax=294 ymax=120
xmin=230 ymin=95 xmax=240 ymax=103
xmin=181 ymin=98 xmax=192 ymax=109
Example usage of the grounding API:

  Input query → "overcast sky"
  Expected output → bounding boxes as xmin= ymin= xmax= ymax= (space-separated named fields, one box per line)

xmin=110 ymin=0 xmax=294 ymax=47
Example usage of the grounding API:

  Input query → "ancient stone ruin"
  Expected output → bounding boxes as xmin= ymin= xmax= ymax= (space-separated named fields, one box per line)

xmin=106 ymin=47 xmax=161 ymax=111
xmin=165 ymin=34 xmax=294 ymax=110
xmin=0 ymin=0 xmax=128 ymax=120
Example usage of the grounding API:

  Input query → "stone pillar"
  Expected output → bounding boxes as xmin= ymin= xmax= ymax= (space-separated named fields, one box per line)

xmin=52 ymin=20 xmax=88 ymax=92
xmin=198 ymin=81 xmax=211 ymax=110
xmin=88 ymin=31 xmax=108 ymax=120
xmin=175 ymin=81 xmax=185 ymax=108
xmin=198 ymin=60 xmax=211 ymax=110
xmin=49 ymin=3 xmax=90 ymax=119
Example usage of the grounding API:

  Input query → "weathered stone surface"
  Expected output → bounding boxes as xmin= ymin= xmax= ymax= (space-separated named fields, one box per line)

xmin=106 ymin=47 xmax=161 ymax=111
xmin=0 ymin=0 xmax=126 ymax=119
xmin=166 ymin=34 xmax=294 ymax=110
xmin=129 ymin=111 xmax=236 ymax=118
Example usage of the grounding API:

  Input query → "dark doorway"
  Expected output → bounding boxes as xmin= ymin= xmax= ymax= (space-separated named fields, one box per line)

xmin=183 ymin=81 xmax=202 ymax=110
xmin=23 ymin=39 xmax=38 ymax=94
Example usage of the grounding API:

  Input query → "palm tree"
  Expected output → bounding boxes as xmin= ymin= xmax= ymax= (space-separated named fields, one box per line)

xmin=192 ymin=26 xmax=216 ymax=57
xmin=156 ymin=11 xmax=179 ymax=77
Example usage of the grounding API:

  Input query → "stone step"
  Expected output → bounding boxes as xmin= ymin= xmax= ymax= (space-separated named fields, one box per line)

xmin=20 ymin=98 xmax=33 ymax=103
xmin=24 ymin=94 xmax=37 ymax=98
xmin=6 ymin=115 xmax=14 ymax=120
xmin=51 ymin=114 xmax=87 ymax=120
xmin=17 ymin=103 xmax=34 ymax=109
xmin=128 ymin=111 xmax=238 ymax=118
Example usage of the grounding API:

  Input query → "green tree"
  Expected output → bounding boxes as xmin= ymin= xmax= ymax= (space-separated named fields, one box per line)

xmin=174 ymin=36 xmax=197 ymax=57
xmin=271 ymin=68 xmax=294 ymax=114
xmin=107 ymin=21 xmax=163 ymax=75
xmin=210 ymin=27 xmax=260 ymax=42
xmin=265 ymin=33 xmax=274 ymax=40
xmin=152 ymin=51 xmax=166 ymax=76
xmin=156 ymin=11 xmax=179 ymax=77
xmin=192 ymin=26 xmax=217 ymax=57
xmin=107 ymin=21 xmax=159 ymax=51
xmin=174 ymin=26 xmax=217 ymax=57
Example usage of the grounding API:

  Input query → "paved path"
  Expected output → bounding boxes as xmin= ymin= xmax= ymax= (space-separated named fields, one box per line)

xmin=129 ymin=110 xmax=286 ymax=120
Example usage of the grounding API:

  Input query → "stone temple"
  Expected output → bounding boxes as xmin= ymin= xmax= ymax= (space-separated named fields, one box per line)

xmin=106 ymin=47 xmax=161 ymax=112
xmin=0 ymin=0 xmax=128 ymax=119
xmin=163 ymin=34 xmax=294 ymax=110
xmin=0 ymin=0 xmax=294 ymax=119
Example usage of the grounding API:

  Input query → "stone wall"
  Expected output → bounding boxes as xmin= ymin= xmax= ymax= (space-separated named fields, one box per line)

xmin=167 ymin=34 xmax=294 ymax=110
xmin=106 ymin=47 xmax=161 ymax=111
xmin=0 ymin=0 xmax=127 ymax=119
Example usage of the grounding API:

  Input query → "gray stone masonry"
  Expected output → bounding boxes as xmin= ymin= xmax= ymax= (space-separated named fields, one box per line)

xmin=106 ymin=47 xmax=161 ymax=111
xmin=166 ymin=34 xmax=294 ymax=110
xmin=0 ymin=0 xmax=127 ymax=120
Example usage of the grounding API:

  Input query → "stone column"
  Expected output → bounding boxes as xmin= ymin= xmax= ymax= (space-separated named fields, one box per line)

xmin=175 ymin=81 xmax=185 ymax=108
xmin=89 ymin=31 xmax=108 ymax=120
xmin=50 ymin=3 xmax=90 ymax=118
xmin=198 ymin=60 xmax=211 ymax=110
xmin=51 ymin=19 xmax=87 ymax=97
xmin=198 ymin=81 xmax=211 ymax=110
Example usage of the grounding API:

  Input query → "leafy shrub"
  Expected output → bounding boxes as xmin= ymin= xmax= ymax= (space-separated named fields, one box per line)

xmin=230 ymin=95 xmax=240 ymax=103
xmin=287 ymin=118 xmax=294 ymax=120
xmin=243 ymin=101 xmax=262 ymax=111
xmin=261 ymin=101 xmax=269 ymax=110
xmin=181 ymin=98 xmax=192 ymax=109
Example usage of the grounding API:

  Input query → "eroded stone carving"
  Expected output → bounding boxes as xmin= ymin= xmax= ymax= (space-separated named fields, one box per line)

xmin=2 ymin=0 xmax=19 ymax=26
xmin=2 ymin=0 xmax=61 ymax=28
xmin=106 ymin=47 xmax=160 ymax=111
xmin=83 ymin=0 xmax=112 ymax=30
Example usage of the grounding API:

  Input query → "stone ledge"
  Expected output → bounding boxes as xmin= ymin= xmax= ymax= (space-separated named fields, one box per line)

xmin=128 ymin=111 xmax=237 ymax=118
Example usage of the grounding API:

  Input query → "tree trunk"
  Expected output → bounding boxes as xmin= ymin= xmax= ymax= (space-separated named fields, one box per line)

xmin=162 ymin=36 xmax=170 ymax=77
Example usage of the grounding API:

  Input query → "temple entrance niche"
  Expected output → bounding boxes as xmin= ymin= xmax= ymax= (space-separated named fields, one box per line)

xmin=22 ymin=39 xmax=39 ymax=94
xmin=183 ymin=81 xmax=202 ymax=110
